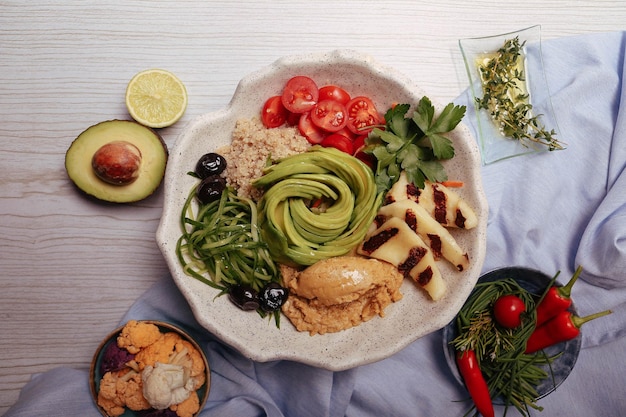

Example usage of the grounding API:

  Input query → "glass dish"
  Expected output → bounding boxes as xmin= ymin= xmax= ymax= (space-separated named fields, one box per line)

xmin=459 ymin=25 xmax=562 ymax=165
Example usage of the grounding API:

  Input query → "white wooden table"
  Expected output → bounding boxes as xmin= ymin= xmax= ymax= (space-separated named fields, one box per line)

xmin=1 ymin=0 xmax=624 ymax=413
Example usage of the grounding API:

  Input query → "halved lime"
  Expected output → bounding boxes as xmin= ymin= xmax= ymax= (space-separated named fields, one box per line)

xmin=125 ymin=69 xmax=187 ymax=128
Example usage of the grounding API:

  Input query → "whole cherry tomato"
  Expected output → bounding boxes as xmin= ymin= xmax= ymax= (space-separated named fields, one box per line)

xmin=350 ymin=134 xmax=376 ymax=170
xmin=352 ymin=134 xmax=368 ymax=153
xmin=334 ymin=126 xmax=356 ymax=140
xmin=493 ymin=294 xmax=526 ymax=329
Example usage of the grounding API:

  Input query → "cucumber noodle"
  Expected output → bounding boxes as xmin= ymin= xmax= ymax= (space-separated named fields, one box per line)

xmin=176 ymin=183 xmax=280 ymax=294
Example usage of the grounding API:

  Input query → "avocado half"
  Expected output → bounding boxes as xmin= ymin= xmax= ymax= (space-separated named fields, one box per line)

xmin=65 ymin=120 xmax=168 ymax=203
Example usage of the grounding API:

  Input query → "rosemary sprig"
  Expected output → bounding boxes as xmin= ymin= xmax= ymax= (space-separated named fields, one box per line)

xmin=476 ymin=36 xmax=565 ymax=151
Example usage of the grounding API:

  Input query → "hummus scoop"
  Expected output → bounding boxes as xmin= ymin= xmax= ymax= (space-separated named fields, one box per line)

xmin=282 ymin=256 xmax=404 ymax=335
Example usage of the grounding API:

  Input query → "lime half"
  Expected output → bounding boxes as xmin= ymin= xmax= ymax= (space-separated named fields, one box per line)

xmin=125 ymin=69 xmax=188 ymax=128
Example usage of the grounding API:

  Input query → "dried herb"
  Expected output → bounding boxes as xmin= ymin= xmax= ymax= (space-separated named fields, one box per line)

xmin=476 ymin=36 xmax=565 ymax=151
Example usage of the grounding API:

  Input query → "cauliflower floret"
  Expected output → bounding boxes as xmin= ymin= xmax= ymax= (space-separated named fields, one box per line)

xmin=170 ymin=391 xmax=200 ymax=417
xmin=97 ymin=372 xmax=126 ymax=417
xmin=97 ymin=395 xmax=125 ymax=417
xmin=170 ymin=340 xmax=206 ymax=389
xmin=116 ymin=370 xmax=151 ymax=411
xmin=97 ymin=368 xmax=151 ymax=415
xmin=142 ymin=362 xmax=196 ymax=410
xmin=117 ymin=320 xmax=162 ymax=354
xmin=135 ymin=332 xmax=181 ymax=370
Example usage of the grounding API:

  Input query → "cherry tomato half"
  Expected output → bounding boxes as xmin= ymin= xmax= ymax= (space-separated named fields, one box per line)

xmin=320 ymin=133 xmax=353 ymax=155
xmin=355 ymin=151 xmax=376 ymax=170
xmin=261 ymin=95 xmax=288 ymax=128
xmin=318 ymin=85 xmax=351 ymax=105
xmin=298 ymin=112 xmax=326 ymax=144
xmin=310 ymin=99 xmax=348 ymax=132
xmin=352 ymin=134 xmax=368 ymax=153
xmin=334 ymin=126 xmax=356 ymax=141
xmin=352 ymin=134 xmax=376 ymax=169
xmin=285 ymin=110 xmax=300 ymax=126
xmin=346 ymin=96 xmax=382 ymax=135
xmin=281 ymin=76 xmax=319 ymax=113
xmin=493 ymin=294 xmax=526 ymax=329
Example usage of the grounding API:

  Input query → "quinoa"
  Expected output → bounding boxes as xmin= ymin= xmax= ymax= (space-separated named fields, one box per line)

xmin=217 ymin=117 xmax=311 ymax=201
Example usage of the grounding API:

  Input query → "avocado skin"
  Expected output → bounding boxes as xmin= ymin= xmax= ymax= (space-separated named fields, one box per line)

xmin=65 ymin=120 xmax=168 ymax=203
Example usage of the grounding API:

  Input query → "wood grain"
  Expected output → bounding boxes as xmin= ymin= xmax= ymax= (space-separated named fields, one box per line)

xmin=1 ymin=0 xmax=625 ymax=412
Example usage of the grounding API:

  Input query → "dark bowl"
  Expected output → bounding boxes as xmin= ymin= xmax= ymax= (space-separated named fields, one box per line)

xmin=443 ymin=266 xmax=581 ymax=403
xmin=89 ymin=320 xmax=210 ymax=417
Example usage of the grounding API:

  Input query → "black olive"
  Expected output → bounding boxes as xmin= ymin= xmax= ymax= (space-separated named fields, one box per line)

xmin=228 ymin=284 xmax=260 ymax=311
xmin=196 ymin=175 xmax=226 ymax=205
xmin=259 ymin=282 xmax=289 ymax=312
xmin=195 ymin=152 xmax=227 ymax=179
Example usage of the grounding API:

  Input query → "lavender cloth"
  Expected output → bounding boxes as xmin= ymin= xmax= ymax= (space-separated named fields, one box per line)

xmin=6 ymin=31 xmax=626 ymax=417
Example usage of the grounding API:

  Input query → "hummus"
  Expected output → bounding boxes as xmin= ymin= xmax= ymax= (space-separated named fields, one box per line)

xmin=281 ymin=256 xmax=403 ymax=335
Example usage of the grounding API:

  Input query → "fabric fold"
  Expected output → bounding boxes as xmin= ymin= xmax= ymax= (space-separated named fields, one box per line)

xmin=575 ymin=32 xmax=626 ymax=290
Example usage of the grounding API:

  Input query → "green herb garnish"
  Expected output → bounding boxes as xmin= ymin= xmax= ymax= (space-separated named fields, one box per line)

xmin=366 ymin=97 xmax=466 ymax=193
xmin=476 ymin=36 xmax=565 ymax=151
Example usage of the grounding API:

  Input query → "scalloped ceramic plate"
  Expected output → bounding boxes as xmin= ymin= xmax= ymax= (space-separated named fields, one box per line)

xmin=157 ymin=50 xmax=489 ymax=371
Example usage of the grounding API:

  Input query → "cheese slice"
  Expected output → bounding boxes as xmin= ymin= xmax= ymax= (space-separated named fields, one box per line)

xmin=358 ymin=217 xmax=446 ymax=301
xmin=386 ymin=172 xmax=477 ymax=229
xmin=377 ymin=199 xmax=470 ymax=272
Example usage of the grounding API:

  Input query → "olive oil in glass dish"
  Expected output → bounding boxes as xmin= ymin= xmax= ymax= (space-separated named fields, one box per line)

xmin=459 ymin=25 xmax=564 ymax=165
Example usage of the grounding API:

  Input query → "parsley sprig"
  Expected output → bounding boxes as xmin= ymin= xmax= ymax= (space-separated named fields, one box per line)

xmin=366 ymin=97 xmax=466 ymax=193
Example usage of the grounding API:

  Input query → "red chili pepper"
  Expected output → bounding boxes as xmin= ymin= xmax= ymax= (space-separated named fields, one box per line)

xmin=535 ymin=265 xmax=582 ymax=326
xmin=525 ymin=309 xmax=612 ymax=354
xmin=456 ymin=350 xmax=495 ymax=417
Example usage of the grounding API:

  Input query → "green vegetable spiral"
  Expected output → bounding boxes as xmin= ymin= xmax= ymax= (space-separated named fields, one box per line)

xmin=252 ymin=146 xmax=383 ymax=266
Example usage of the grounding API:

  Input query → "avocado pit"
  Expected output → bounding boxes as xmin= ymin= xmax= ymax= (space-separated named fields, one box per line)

xmin=91 ymin=140 xmax=142 ymax=185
